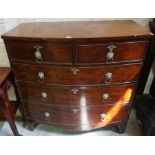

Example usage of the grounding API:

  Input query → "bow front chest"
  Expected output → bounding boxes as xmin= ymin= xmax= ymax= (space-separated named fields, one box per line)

xmin=1 ymin=20 xmax=151 ymax=133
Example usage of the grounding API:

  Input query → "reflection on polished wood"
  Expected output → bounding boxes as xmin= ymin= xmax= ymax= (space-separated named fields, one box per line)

xmin=24 ymin=101 xmax=129 ymax=127
xmin=17 ymin=82 xmax=134 ymax=106
xmin=1 ymin=21 xmax=151 ymax=132
xmin=96 ymin=88 xmax=132 ymax=128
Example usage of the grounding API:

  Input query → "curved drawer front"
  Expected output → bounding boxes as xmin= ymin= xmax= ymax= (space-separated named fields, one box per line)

xmin=12 ymin=63 xmax=142 ymax=85
xmin=6 ymin=41 xmax=73 ymax=64
xmin=23 ymin=102 xmax=129 ymax=126
xmin=18 ymin=82 xmax=135 ymax=106
xmin=77 ymin=41 xmax=147 ymax=64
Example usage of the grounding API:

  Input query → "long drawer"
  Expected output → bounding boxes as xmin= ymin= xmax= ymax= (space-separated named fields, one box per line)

xmin=77 ymin=41 xmax=147 ymax=64
xmin=23 ymin=101 xmax=129 ymax=125
xmin=5 ymin=41 xmax=73 ymax=64
xmin=17 ymin=82 xmax=136 ymax=106
xmin=12 ymin=63 xmax=142 ymax=85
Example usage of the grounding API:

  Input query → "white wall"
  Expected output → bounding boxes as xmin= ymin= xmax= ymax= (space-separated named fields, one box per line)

xmin=0 ymin=18 xmax=19 ymax=66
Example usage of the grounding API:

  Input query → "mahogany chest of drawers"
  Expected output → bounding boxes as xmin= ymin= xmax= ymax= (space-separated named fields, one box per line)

xmin=1 ymin=20 xmax=152 ymax=133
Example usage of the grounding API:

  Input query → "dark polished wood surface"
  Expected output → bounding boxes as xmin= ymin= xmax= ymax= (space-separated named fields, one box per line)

xmin=5 ymin=41 xmax=74 ymax=64
xmin=1 ymin=21 xmax=151 ymax=41
xmin=77 ymin=41 xmax=147 ymax=64
xmin=23 ymin=101 xmax=129 ymax=126
xmin=0 ymin=68 xmax=11 ymax=87
xmin=1 ymin=21 xmax=152 ymax=133
xmin=0 ymin=68 xmax=10 ymax=119
xmin=5 ymin=40 xmax=147 ymax=65
xmin=0 ymin=68 xmax=20 ymax=135
xmin=12 ymin=63 xmax=142 ymax=85
xmin=17 ymin=82 xmax=135 ymax=106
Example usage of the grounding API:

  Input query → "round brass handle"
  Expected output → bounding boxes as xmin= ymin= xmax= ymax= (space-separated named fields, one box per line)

xmin=44 ymin=112 xmax=50 ymax=118
xmin=102 ymin=93 xmax=109 ymax=102
xmin=41 ymin=92 xmax=48 ymax=102
xmin=100 ymin=113 xmax=106 ymax=121
xmin=105 ymin=72 xmax=112 ymax=84
xmin=106 ymin=45 xmax=116 ymax=63
xmin=34 ymin=51 xmax=42 ymax=62
xmin=38 ymin=72 xmax=44 ymax=82
xmin=106 ymin=51 xmax=114 ymax=62
xmin=34 ymin=45 xmax=43 ymax=62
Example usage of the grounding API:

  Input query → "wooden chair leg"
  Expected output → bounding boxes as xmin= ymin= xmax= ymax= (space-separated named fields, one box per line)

xmin=0 ymin=94 xmax=21 ymax=136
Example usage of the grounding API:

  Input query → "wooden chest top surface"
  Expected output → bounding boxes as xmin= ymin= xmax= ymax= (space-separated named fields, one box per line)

xmin=1 ymin=20 xmax=152 ymax=132
xmin=1 ymin=20 xmax=152 ymax=41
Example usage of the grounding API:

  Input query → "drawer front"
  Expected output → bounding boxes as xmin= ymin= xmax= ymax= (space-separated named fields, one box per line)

xmin=18 ymin=82 xmax=136 ymax=106
xmin=5 ymin=41 xmax=73 ymax=64
xmin=23 ymin=102 xmax=129 ymax=125
xmin=77 ymin=41 xmax=147 ymax=64
xmin=12 ymin=63 xmax=142 ymax=85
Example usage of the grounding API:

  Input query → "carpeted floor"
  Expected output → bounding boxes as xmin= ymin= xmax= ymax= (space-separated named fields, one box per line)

xmin=0 ymin=109 xmax=142 ymax=136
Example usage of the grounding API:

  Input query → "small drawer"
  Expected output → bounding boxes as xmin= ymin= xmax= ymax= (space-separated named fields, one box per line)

xmin=76 ymin=41 xmax=147 ymax=64
xmin=23 ymin=101 xmax=129 ymax=125
xmin=5 ymin=41 xmax=73 ymax=64
xmin=12 ymin=63 xmax=142 ymax=85
xmin=17 ymin=82 xmax=136 ymax=106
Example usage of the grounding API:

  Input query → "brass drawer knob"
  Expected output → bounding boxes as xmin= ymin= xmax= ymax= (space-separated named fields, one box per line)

xmin=71 ymin=88 xmax=79 ymax=94
xmin=70 ymin=68 xmax=80 ymax=75
xmin=72 ymin=109 xmax=79 ymax=113
xmin=44 ymin=112 xmax=50 ymax=118
xmin=106 ymin=51 xmax=114 ymax=62
xmin=38 ymin=72 xmax=45 ymax=82
xmin=106 ymin=45 xmax=116 ymax=63
xmin=41 ymin=92 xmax=48 ymax=102
xmin=102 ymin=93 xmax=109 ymax=102
xmin=100 ymin=113 xmax=106 ymax=121
xmin=105 ymin=72 xmax=112 ymax=83
xmin=34 ymin=45 xmax=43 ymax=62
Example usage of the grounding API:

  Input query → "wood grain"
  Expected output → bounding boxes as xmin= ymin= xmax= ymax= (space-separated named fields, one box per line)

xmin=77 ymin=41 xmax=147 ymax=64
xmin=5 ymin=41 xmax=74 ymax=64
xmin=0 ymin=68 xmax=11 ymax=87
xmin=23 ymin=101 xmax=129 ymax=127
xmin=17 ymin=82 xmax=135 ymax=106
xmin=1 ymin=21 xmax=151 ymax=42
xmin=12 ymin=63 xmax=142 ymax=85
xmin=2 ymin=21 xmax=151 ymax=132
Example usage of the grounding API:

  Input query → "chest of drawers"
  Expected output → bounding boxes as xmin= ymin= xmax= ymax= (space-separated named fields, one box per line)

xmin=1 ymin=20 xmax=152 ymax=133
